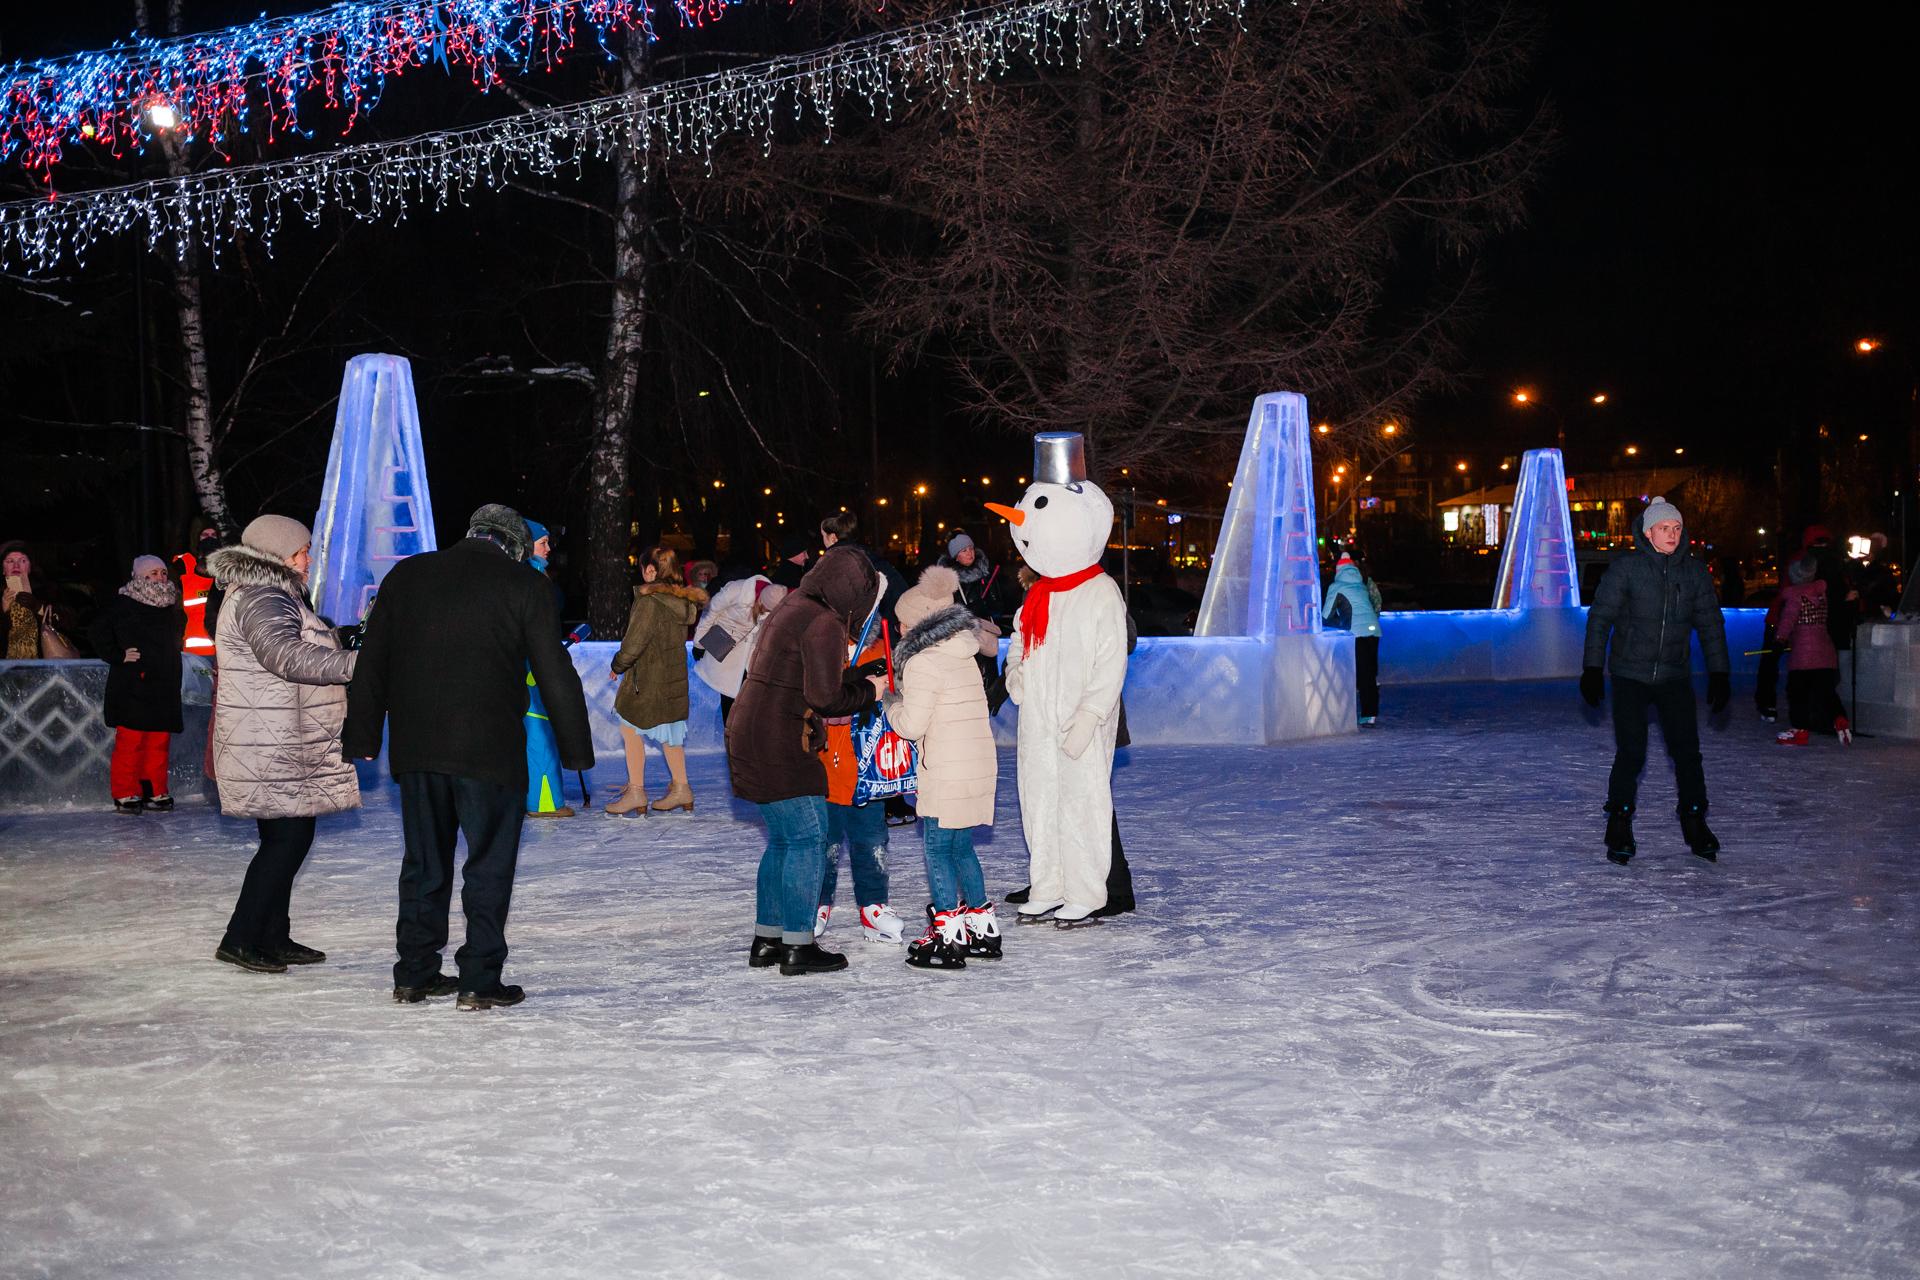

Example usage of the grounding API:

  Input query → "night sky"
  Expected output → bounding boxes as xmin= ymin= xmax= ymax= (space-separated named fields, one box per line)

xmin=3 ymin=3 xmax=1913 ymax=565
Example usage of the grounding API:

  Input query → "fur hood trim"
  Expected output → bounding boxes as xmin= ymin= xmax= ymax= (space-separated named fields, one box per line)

xmin=895 ymin=604 xmax=981 ymax=669
xmin=207 ymin=543 xmax=307 ymax=594
xmin=635 ymin=581 xmax=711 ymax=607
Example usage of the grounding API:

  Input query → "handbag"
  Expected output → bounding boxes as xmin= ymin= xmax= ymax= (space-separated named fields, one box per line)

xmin=848 ymin=610 xmax=918 ymax=805
xmin=39 ymin=608 xmax=79 ymax=659
xmin=697 ymin=624 xmax=737 ymax=662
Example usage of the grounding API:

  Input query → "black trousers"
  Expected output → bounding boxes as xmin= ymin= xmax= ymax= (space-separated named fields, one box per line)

xmin=1354 ymin=636 xmax=1381 ymax=719
xmin=395 ymin=772 xmax=526 ymax=991
xmin=1607 ymin=677 xmax=1706 ymax=811
xmin=1755 ymin=645 xmax=1783 ymax=714
xmin=1106 ymin=812 xmax=1136 ymax=913
xmin=222 ymin=816 xmax=318 ymax=951
xmin=1785 ymin=668 xmax=1845 ymax=732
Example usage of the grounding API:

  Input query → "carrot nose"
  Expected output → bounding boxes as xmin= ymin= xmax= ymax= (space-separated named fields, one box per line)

xmin=985 ymin=501 xmax=1025 ymax=527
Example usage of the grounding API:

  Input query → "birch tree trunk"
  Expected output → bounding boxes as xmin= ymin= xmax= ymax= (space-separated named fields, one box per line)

xmin=138 ymin=0 xmax=232 ymax=534
xmin=585 ymin=36 xmax=651 ymax=637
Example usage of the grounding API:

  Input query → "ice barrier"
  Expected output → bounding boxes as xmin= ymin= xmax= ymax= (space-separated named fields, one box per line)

xmin=309 ymin=354 xmax=437 ymax=626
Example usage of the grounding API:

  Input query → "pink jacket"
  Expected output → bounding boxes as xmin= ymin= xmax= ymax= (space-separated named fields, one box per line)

xmin=1773 ymin=580 xmax=1837 ymax=671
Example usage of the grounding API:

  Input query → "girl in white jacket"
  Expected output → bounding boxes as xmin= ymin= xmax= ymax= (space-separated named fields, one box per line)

xmin=887 ymin=565 xmax=1002 ymax=969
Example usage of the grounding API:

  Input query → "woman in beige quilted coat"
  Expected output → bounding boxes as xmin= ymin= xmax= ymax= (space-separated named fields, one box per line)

xmin=887 ymin=564 xmax=1004 ymax=968
xmin=205 ymin=515 xmax=359 ymax=975
xmin=606 ymin=546 xmax=708 ymax=815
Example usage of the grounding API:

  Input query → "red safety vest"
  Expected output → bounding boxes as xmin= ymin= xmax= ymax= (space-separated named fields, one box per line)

xmin=174 ymin=552 xmax=215 ymax=653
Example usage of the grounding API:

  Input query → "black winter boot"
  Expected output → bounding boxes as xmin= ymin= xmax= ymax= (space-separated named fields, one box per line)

xmin=1678 ymin=804 xmax=1719 ymax=861
xmin=748 ymin=935 xmax=784 ymax=969
xmin=778 ymin=942 xmax=848 ymax=976
xmin=1604 ymin=803 xmax=1636 ymax=865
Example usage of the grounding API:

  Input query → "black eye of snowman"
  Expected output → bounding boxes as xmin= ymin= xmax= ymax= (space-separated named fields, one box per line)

xmin=1032 ymin=496 xmax=1049 ymax=509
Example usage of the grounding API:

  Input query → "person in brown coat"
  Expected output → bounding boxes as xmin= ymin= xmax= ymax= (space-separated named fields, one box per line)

xmin=888 ymin=564 xmax=1004 ymax=968
xmin=727 ymin=545 xmax=887 ymax=976
xmin=606 ymin=547 xmax=708 ymax=815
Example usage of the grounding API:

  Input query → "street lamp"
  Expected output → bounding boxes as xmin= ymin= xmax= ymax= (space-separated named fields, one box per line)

xmin=1856 ymin=337 xmax=1882 ymax=355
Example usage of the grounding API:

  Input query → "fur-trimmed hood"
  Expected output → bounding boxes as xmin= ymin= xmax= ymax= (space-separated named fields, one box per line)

xmin=633 ymin=580 xmax=709 ymax=627
xmin=207 ymin=543 xmax=307 ymax=594
xmin=895 ymin=603 xmax=981 ymax=669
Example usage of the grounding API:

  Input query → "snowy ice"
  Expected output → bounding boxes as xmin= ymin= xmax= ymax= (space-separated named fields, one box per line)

xmin=2 ymin=681 xmax=1916 ymax=1277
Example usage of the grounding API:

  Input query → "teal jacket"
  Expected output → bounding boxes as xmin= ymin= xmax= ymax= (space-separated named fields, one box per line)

xmin=1323 ymin=563 xmax=1382 ymax=637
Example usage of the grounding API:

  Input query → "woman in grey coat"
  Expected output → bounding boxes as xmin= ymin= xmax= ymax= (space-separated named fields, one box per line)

xmin=206 ymin=515 xmax=359 ymax=974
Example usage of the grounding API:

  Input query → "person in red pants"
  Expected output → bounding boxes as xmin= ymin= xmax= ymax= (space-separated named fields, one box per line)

xmin=88 ymin=555 xmax=185 ymax=813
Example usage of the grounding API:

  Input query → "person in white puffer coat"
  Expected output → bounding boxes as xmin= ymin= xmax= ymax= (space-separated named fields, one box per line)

xmin=691 ymin=572 xmax=771 ymax=724
xmin=205 ymin=515 xmax=360 ymax=976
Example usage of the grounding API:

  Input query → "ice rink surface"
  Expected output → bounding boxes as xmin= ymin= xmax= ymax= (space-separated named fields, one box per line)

xmin=3 ymin=681 xmax=1916 ymax=1278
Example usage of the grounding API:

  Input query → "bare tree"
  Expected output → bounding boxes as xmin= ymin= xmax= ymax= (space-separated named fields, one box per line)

xmin=775 ymin=0 xmax=1551 ymax=481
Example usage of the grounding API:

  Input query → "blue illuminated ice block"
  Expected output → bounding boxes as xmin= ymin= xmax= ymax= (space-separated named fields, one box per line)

xmin=1195 ymin=392 xmax=1323 ymax=638
xmin=308 ymin=354 xmax=437 ymax=625
xmin=1491 ymin=447 xmax=1580 ymax=609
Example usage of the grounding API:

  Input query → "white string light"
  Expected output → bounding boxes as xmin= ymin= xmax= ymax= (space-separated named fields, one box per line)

xmin=0 ymin=0 xmax=1241 ymax=274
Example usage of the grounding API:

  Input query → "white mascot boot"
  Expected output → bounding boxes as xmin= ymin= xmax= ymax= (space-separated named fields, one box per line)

xmin=986 ymin=433 xmax=1129 ymax=929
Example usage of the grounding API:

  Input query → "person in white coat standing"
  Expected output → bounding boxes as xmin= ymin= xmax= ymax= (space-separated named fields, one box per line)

xmin=985 ymin=433 xmax=1129 ymax=927
xmin=691 ymin=572 xmax=771 ymax=725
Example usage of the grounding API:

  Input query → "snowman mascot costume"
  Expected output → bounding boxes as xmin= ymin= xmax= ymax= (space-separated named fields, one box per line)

xmin=986 ymin=433 xmax=1130 ymax=927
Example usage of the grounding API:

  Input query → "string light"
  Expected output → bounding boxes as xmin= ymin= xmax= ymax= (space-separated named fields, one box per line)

xmin=0 ymin=0 xmax=736 ymax=182
xmin=0 ymin=0 xmax=1242 ymax=273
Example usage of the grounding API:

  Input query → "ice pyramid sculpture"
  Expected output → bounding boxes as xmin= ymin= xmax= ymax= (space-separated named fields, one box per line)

xmin=309 ymin=354 xmax=437 ymax=625
xmin=1194 ymin=392 xmax=1323 ymax=638
xmin=1491 ymin=448 xmax=1580 ymax=609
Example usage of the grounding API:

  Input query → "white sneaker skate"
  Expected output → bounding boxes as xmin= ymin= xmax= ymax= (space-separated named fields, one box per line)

xmin=814 ymin=905 xmax=832 ymax=938
xmin=860 ymin=904 xmax=906 ymax=944
xmin=1016 ymin=899 xmax=1064 ymax=924
xmin=1053 ymin=902 xmax=1103 ymax=930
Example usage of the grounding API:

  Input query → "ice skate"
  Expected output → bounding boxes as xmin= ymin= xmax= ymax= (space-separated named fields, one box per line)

xmin=1678 ymin=804 xmax=1719 ymax=862
xmin=113 ymin=796 xmax=142 ymax=816
xmin=1016 ymin=899 xmax=1064 ymax=923
xmin=905 ymin=907 xmax=968 ymax=969
xmin=392 ymin=974 xmax=459 ymax=1003
xmin=859 ymin=903 xmax=906 ymax=944
xmin=603 ymin=784 xmax=649 ymax=815
xmin=962 ymin=902 xmax=1003 ymax=958
xmin=527 ymin=806 xmax=575 ymax=818
xmin=147 ymin=794 xmax=174 ymax=812
xmin=747 ymin=935 xmax=783 ymax=969
xmin=1835 ymin=716 xmax=1853 ymax=746
xmin=1604 ymin=803 xmax=1636 ymax=865
xmin=456 ymin=983 xmax=526 ymax=1010
xmin=779 ymin=942 xmax=847 ymax=976
xmin=813 ymin=904 xmax=832 ymax=938
xmin=1053 ymin=902 xmax=1103 ymax=929
xmin=1775 ymin=729 xmax=1809 ymax=747
xmin=649 ymin=779 xmax=694 ymax=813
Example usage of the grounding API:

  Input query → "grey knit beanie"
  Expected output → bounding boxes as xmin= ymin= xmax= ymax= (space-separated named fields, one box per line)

xmin=947 ymin=531 xmax=975 ymax=558
xmin=241 ymin=515 xmax=312 ymax=562
xmin=467 ymin=503 xmax=532 ymax=562
xmin=131 ymin=554 xmax=167 ymax=578
xmin=1641 ymin=496 xmax=1683 ymax=534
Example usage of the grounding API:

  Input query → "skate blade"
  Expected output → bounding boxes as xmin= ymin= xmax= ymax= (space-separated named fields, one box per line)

xmin=1053 ymin=915 xmax=1102 ymax=930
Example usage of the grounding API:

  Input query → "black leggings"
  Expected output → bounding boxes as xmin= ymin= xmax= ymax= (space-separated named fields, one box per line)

xmin=222 ymin=816 xmax=318 ymax=951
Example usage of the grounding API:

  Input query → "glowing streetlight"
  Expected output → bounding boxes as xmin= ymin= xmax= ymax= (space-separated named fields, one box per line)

xmin=1510 ymin=389 xmax=1532 ymax=405
xmin=762 ymin=486 xmax=773 ymax=496
xmin=914 ymin=484 xmax=928 ymax=497
xmin=1316 ymin=422 xmax=1332 ymax=435
xmin=1382 ymin=422 xmax=1399 ymax=436
xmin=980 ymin=476 xmax=991 ymax=485
xmin=1624 ymin=445 xmax=1639 ymax=457
xmin=1859 ymin=433 xmax=1871 ymax=442
xmin=876 ymin=497 xmax=888 ymax=506
xmin=1674 ymin=447 xmax=1685 ymax=456
xmin=145 ymin=101 xmax=178 ymax=131
xmin=1334 ymin=463 xmax=1347 ymax=474
xmin=1455 ymin=461 xmax=1469 ymax=472
xmin=1591 ymin=393 xmax=1608 ymax=405
xmin=1856 ymin=337 xmax=1882 ymax=354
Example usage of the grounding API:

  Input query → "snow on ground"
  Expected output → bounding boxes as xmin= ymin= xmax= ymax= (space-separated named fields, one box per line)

xmin=2 ymin=680 xmax=1916 ymax=1278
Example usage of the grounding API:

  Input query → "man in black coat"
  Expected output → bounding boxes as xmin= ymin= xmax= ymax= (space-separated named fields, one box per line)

xmin=1581 ymin=496 xmax=1730 ymax=865
xmin=344 ymin=504 xmax=593 ymax=1010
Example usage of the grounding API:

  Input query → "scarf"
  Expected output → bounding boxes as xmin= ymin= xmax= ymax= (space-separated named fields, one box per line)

xmin=119 ymin=577 xmax=180 ymax=608
xmin=1018 ymin=564 xmax=1105 ymax=657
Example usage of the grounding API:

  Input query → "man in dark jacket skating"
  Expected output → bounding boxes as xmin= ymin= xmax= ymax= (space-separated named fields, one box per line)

xmin=344 ymin=504 xmax=593 ymax=1009
xmin=1581 ymin=496 xmax=1731 ymax=864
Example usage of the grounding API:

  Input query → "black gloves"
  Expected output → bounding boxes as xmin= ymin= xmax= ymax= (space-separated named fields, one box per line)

xmin=1707 ymin=671 xmax=1730 ymax=713
xmin=337 ymin=624 xmax=365 ymax=651
xmin=1580 ymin=667 xmax=1604 ymax=708
xmin=850 ymin=657 xmax=889 ymax=682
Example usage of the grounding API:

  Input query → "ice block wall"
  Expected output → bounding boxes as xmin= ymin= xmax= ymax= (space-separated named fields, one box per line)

xmin=309 ymin=354 xmax=437 ymax=626
xmin=1492 ymin=448 xmax=1580 ymax=609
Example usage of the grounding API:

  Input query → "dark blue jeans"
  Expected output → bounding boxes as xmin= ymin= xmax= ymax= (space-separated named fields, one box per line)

xmin=921 ymin=817 xmax=987 ymax=913
xmin=394 ymin=772 xmax=525 ymax=992
xmin=821 ymin=801 xmax=890 ymax=909
xmin=755 ymin=796 xmax=831 ymax=945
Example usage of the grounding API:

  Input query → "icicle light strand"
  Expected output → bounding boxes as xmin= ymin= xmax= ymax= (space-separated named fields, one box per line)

xmin=1 ymin=0 xmax=736 ymax=182
xmin=0 ymin=0 xmax=1241 ymax=274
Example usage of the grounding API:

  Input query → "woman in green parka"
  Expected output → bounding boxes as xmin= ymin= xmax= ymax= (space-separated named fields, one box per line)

xmin=606 ymin=546 xmax=708 ymax=815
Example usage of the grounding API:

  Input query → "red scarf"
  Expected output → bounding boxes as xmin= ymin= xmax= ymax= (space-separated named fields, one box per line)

xmin=1019 ymin=564 xmax=1105 ymax=657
